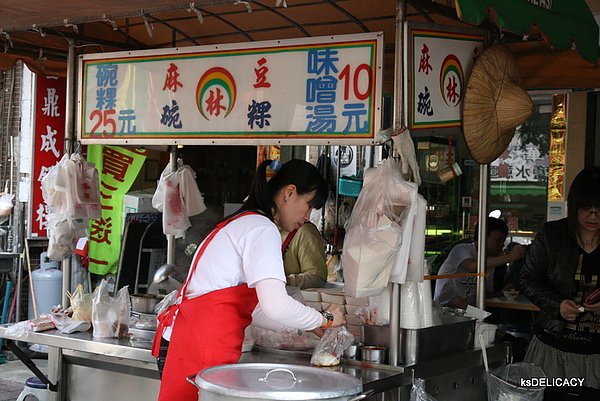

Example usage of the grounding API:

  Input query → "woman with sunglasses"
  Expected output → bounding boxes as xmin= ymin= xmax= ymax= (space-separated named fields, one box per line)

xmin=520 ymin=166 xmax=600 ymax=400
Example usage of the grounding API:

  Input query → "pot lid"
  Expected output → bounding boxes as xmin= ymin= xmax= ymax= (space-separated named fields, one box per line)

xmin=195 ymin=363 xmax=362 ymax=400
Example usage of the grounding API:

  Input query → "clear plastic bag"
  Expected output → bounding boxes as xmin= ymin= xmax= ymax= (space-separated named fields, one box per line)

xmin=487 ymin=363 xmax=545 ymax=401
xmin=410 ymin=378 xmax=438 ymax=401
xmin=310 ymin=326 xmax=355 ymax=367
xmin=252 ymin=326 xmax=320 ymax=350
xmin=342 ymin=159 xmax=409 ymax=298
xmin=68 ymin=284 xmax=93 ymax=322
xmin=91 ymin=280 xmax=130 ymax=338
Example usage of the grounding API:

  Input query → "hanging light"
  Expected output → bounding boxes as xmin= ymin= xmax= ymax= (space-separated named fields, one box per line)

xmin=275 ymin=0 xmax=287 ymax=7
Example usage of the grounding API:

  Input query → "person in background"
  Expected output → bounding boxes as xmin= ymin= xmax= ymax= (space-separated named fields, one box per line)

xmin=281 ymin=221 xmax=328 ymax=289
xmin=153 ymin=159 xmax=345 ymax=401
xmin=433 ymin=217 xmax=526 ymax=309
xmin=519 ymin=166 xmax=600 ymax=400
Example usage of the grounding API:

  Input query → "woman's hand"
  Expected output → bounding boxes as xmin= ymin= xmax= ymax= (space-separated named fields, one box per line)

xmin=560 ymin=299 xmax=582 ymax=321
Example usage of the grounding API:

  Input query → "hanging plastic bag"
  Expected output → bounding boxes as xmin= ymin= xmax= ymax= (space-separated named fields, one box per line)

xmin=310 ymin=326 xmax=354 ymax=367
xmin=153 ymin=162 xmax=206 ymax=238
xmin=91 ymin=280 xmax=130 ymax=338
xmin=342 ymin=159 xmax=410 ymax=298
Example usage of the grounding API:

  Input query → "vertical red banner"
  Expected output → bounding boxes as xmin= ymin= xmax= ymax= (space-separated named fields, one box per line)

xmin=29 ymin=75 xmax=66 ymax=238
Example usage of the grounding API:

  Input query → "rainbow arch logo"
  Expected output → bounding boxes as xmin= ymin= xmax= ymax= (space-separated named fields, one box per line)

xmin=439 ymin=55 xmax=463 ymax=107
xmin=196 ymin=67 xmax=237 ymax=120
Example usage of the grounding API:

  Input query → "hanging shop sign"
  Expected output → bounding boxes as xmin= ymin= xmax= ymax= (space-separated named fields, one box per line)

xmin=86 ymin=145 xmax=147 ymax=276
xmin=29 ymin=75 xmax=66 ymax=238
xmin=407 ymin=23 xmax=484 ymax=131
xmin=77 ymin=33 xmax=383 ymax=146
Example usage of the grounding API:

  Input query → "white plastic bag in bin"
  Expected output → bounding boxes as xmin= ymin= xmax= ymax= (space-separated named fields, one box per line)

xmin=487 ymin=363 xmax=545 ymax=401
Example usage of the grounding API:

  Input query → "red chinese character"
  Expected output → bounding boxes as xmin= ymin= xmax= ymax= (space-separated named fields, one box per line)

xmin=253 ymin=58 xmax=271 ymax=88
xmin=90 ymin=217 xmax=113 ymax=245
xmin=163 ymin=63 xmax=183 ymax=93
xmin=445 ymin=75 xmax=459 ymax=104
xmin=102 ymin=147 xmax=134 ymax=182
xmin=100 ymin=182 xmax=117 ymax=210
xmin=205 ymin=88 xmax=226 ymax=117
xmin=418 ymin=44 xmax=432 ymax=75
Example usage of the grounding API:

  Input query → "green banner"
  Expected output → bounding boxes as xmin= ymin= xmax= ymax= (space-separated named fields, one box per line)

xmin=87 ymin=145 xmax=147 ymax=275
xmin=455 ymin=0 xmax=599 ymax=63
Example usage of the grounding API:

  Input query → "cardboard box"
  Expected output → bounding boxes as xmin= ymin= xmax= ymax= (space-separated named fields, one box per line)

xmin=345 ymin=313 xmax=364 ymax=326
xmin=321 ymin=292 xmax=346 ymax=305
xmin=346 ymin=324 xmax=364 ymax=341
xmin=321 ymin=302 xmax=346 ymax=314
xmin=301 ymin=289 xmax=322 ymax=302
xmin=306 ymin=301 xmax=323 ymax=311
xmin=345 ymin=296 xmax=369 ymax=306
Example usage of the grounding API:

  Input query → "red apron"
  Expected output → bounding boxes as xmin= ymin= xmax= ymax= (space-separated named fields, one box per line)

xmin=153 ymin=211 xmax=259 ymax=401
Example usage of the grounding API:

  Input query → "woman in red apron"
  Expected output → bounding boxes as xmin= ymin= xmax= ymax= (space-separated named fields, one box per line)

xmin=153 ymin=159 xmax=345 ymax=401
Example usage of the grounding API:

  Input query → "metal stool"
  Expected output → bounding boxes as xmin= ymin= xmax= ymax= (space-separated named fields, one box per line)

xmin=16 ymin=376 xmax=49 ymax=401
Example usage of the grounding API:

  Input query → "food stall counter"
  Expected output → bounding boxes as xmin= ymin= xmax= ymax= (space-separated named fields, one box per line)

xmin=0 ymin=325 xmax=405 ymax=401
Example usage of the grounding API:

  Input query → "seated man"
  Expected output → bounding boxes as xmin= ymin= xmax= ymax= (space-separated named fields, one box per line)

xmin=433 ymin=217 xmax=526 ymax=309
xmin=281 ymin=222 xmax=328 ymax=289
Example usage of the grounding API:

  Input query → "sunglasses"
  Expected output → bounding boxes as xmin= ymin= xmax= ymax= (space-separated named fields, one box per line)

xmin=578 ymin=207 xmax=600 ymax=217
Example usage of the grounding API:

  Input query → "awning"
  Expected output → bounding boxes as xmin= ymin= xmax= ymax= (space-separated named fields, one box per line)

xmin=455 ymin=0 xmax=599 ymax=64
xmin=0 ymin=1 xmax=598 ymax=90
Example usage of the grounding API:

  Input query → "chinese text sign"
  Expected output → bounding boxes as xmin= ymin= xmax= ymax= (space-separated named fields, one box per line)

xmin=409 ymin=27 xmax=484 ymax=130
xmin=78 ymin=33 xmax=383 ymax=145
xmin=30 ymin=75 xmax=66 ymax=238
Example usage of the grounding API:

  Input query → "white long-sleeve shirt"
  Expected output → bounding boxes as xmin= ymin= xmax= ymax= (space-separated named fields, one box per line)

xmin=163 ymin=213 xmax=322 ymax=340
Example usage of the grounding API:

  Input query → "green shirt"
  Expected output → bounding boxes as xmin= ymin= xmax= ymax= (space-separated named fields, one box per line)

xmin=281 ymin=222 xmax=327 ymax=289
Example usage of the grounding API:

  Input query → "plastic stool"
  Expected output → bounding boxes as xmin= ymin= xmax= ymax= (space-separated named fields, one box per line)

xmin=16 ymin=376 xmax=49 ymax=401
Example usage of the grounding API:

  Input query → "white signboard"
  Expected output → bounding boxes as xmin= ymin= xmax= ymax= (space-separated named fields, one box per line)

xmin=78 ymin=33 xmax=383 ymax=145
xmin=408 ymin=25 xmax=484 ymax=130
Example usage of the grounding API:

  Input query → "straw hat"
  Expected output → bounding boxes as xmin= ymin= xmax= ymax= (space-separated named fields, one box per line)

xmin=462 ymin=45 xmax=534 ymax=164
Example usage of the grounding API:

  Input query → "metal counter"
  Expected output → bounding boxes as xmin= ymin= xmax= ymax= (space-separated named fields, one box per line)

xmin=1 ymin=324 xmax=508 ymax=401
xmin=0 ymin=325 xmax=405 ymax=401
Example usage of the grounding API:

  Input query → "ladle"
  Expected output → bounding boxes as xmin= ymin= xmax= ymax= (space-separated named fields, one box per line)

xmin=153 ymin=263 xmax=177 ymax=284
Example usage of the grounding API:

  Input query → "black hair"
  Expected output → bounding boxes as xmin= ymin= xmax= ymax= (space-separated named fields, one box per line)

xmin=240 ymin=159 xmax=328 ymax=221
xmin=474 ymin=217 xmax=509 ymax=242
xmin=567 ymin=166 xmax=600 ymax=240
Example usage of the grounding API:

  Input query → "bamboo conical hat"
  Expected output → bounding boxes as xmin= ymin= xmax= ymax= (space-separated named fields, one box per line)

xmin=462 ymin=45 xmax=534 ymax=164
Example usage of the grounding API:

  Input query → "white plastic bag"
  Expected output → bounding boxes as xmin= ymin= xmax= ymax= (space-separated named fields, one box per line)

xmin=342 ymin=159 xmax=410 ymax=298
xmin=91 ymin=280 xmax=130 ymax=338
xmin=152 ymin=162 xmax=206 ymax=238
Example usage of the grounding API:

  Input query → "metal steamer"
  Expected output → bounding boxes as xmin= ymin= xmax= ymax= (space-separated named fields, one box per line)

xmin=186 ymin=363 xmax=374 ymax=401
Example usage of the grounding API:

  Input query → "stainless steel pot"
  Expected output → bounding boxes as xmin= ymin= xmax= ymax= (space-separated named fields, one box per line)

xmin=130 ymin=294 xmax=163 ymax=314
xmin=186 ymin=363 xmax=373 ymax=401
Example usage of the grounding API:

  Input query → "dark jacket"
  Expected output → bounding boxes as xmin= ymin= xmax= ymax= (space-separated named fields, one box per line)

xmin=518 ymin=218 xmax=580 ymax=338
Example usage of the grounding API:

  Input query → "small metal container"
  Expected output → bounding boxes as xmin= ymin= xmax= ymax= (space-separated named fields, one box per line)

xmin=343 ymin=343 xmax=361 ymax=360
xmin=360 ymin=346 xmax=387 ymax=364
